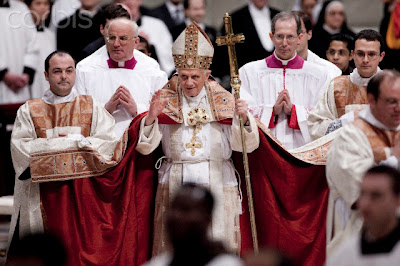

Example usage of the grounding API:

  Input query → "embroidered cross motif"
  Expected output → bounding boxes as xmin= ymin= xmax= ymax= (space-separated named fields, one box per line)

xmin=185 ymin=133 xmax=203 ymax=156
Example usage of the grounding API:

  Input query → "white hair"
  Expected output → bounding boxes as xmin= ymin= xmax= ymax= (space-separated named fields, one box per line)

xmin=107 ymin=17 xmax=139 ymax=37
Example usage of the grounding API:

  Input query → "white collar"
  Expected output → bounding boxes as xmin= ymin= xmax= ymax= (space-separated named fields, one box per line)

xmin=185 ymin=18 xmax=205 ymax=30
xmin=42 ymin=88 xmax=78 ymax=105
xmin=322 ymin=24 xmax=340 ymax=35
xmin=359 ymin=106 xmax=400 ymax=131
xmin=273 ymin=51 xmax=297 ymax=66
xmin=350 ymin=67 xmax=381 ymax=87
xmin=183 ymin=87 xmax=207 ymax=105
xmin=166 ymin=1 xmax=183 ymax=12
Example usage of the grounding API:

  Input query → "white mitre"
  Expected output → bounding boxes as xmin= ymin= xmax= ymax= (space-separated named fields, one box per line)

xmin=172 ymin=22 xmax=214 ymax=70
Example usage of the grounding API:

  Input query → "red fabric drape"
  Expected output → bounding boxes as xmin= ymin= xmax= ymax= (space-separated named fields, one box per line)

xmin=40 ymin=114 xmax=328 ymax=266
xmin=235 ymin=130 xmax=328 ymax=266
xmin=40 ymin=113 xmax=159 ymax=266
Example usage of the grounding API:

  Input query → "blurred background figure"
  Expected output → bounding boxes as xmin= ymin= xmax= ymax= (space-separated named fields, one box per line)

xmin=309 ymin=0 xmax=355 ymax=59
xmin=56 ymin=0 xmax=105 ymax=61
xmin=326 ymin=165 xmax=400 ymax=266
xmin=25 ymin=0 xmax=56 ymax=99
xmin=0 ymin=0 xmax=39 ymax=104
xmin=292 ymin=0 xmax=322 ymax=26
xmin=326 ymin=33 xmax=354 ymax=75
xmin=380 ymin=0 xmax=400 ymax=71
xmin=170 ymin=0 xmax=216 ymax=43
xmin=212 ymin=0 xmax=280 ymax=87
xmin=244 ymin=247 xmax=294 ymax=266
xmin=49 ymin=0 xmax=81 ymax=32
xmin=7 ymin=233 xmax=67 ymax=266
xmin=145 ymin=184 xmax=243 ymax=266
xmin=150 ymin=0 xmax=184 ymax=34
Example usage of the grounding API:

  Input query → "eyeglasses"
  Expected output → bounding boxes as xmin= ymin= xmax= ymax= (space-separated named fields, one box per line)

xmin=273 ymin=34 xmax=298 ymax=43
xmin=379 ymin=97 xmax=400 ymax=108
xmin=327 ymin=49 xmax=350 ymax=56
xmin=354 ymin=50 xmax=380 ymax=60
xmin=106 ymin=35 xmax=137 ymax=45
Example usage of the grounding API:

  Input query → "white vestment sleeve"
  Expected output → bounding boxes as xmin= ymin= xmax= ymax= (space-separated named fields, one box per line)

xmin=327 ymin=124 xmax=374 ymax=207
xmin=239 ymin=66 xmax=274 ymax=127
xmin=75 ymin=64 xmax=88 ymax=95
xmin=294 ymin=104 xmax=312 ymax=144
xmin=308 ymin=80 xmax=338 ymax=140
xmin=136 ymin=116 xmax=162 ymax=155
xmin=231 ymin=111 xmax=260 ymax=153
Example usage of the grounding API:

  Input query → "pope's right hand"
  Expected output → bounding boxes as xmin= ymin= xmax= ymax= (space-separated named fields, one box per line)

xmin=145 ymin=90 xmax=169 ymax=126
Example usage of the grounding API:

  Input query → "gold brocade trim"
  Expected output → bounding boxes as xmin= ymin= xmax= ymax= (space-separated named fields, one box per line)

xmin=257 ymin=120 xmax=332 ymax=165
xmin=353 ymin=118 xmax=400 ymax=163
xmin=173 ymin=23 xmax=213 ymax=70
xmin=333 ymin=76 xmax=367 ymax=118
xmin=159 ymin=76 xmax=235 ymax=123
xmin=28 ymin=95 xmax=93 ymax=138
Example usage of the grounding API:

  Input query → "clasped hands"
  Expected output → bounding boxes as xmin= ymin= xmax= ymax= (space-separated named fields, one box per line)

xmin=273 ymin=89 xmax=292 ymax=116
xmin=105 ymin=86 xmax=138 ymax=117
xmin=4 ymin=72 xmax=29 ymax=92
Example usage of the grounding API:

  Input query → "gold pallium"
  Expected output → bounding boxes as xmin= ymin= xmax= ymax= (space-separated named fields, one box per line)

xmin=185 ymin=106 xmax=210 ymax=156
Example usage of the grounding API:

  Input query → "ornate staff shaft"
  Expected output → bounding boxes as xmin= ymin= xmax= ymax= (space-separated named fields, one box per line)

xmin=216 ymin=13 xmax=258 ymax=253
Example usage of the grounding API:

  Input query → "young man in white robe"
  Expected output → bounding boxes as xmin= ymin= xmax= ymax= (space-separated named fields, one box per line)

xmin=308 ymin=29 xmax=385 ymax=140
xmin=326 ymin=165 xmax=400 ymax=265
xmin=239 ymin=11 xmax=330 ymax=149
xmin=75 ymin=18 xmax=168 ymax=139
xmin=294 ymin=11 xmax=341 ymax=81
xmin=7 ymin=51 xmax=125 ymax=260
xmin=0 ymin=0 xmax=39 ymax=103
xmin=326 ymin=69 xmax=400 ymax=257
xmin=135 ymin=22 xmax=259 ymax=255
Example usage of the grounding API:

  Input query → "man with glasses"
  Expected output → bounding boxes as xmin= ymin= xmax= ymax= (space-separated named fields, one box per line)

xmin=75 ymin=17 xmax=168 ymax=139
xmin=239 ymin=11 xmax=330 ymax=149
xmin=326 ymin=70 xmax=400 ymax=257
xmin=308 ymin=29 xmax=385 ymax=140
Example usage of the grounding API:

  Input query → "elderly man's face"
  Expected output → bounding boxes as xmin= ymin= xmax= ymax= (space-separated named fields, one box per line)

xmin=45 ymin=54 xmax=76 ymax=97
xmin=106 ymin=20 xmax=139 ymax=62
xmin=369 ymin=77 xmax=400 ymax=129
xmin=270 ymin=18 xmax=302 ymax=60
xmin=359 ymin=173 xmax=400 ymax=235
xmin=178 ymin=69 xmax=210 ymax=97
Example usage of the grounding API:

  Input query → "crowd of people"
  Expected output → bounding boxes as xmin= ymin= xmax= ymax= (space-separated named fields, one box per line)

xmin=1 ymin=0 xmax=400 ymax=265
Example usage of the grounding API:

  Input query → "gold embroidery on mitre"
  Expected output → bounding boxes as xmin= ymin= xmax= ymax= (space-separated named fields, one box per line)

xmin=173 ymin=23 xmax=213 ymax=70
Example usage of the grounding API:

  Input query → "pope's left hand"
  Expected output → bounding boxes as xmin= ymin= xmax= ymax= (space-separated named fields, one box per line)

xmin=235 ymin=98 xmax=248 ymax=125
